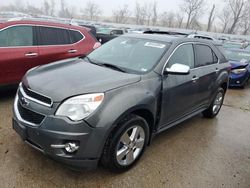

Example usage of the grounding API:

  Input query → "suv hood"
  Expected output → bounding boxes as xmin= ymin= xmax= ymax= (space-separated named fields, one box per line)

xmin=23 ymin=58 xmax=141 ymax=102
xmin=229 ymin=60 xmax=249 ymax=69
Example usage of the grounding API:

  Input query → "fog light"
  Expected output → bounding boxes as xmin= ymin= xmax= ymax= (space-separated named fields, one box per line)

xmin=65 ymin=142 xmax=79 ymax=153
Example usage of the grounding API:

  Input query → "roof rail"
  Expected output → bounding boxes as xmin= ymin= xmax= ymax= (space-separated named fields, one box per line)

xmin=143 ymin=30 xmax=189 ymax=36
xmin=6 ymin=17 xmax=79 ymax=26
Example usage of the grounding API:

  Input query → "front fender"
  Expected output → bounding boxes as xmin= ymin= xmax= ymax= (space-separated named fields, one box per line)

xmin=85 ymin=80 xmax=161 ymax=130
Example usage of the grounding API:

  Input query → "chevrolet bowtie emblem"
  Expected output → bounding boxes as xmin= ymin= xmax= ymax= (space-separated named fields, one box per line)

xmin=21 ymin=97 xmax=29 ymax=106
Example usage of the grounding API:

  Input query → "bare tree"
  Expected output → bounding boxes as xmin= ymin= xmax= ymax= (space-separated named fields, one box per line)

xmin=42 ymin=0 xmax=56 ymax=16
xmin=43 ymin=0 xmax=50 ymax=15
xmin=144 ymin=3 xmax=152 ymax=26
xmin=160 ymin=12 xmax=168 ymax=27
xmin=82 ymin=1 xmax=102 ymax=21
xmin=151 ymin=1 xmax=158 ymax=26
xmin=49 ymin=0 xmax=56 ymax=16
xmin=25 ymin=3 xmax=43 ymax=15
xmin=180 ymin=0 xmax=204 ymax=29
xmin=226 ymin=0 xmax=247 ymax=34
xmin=113 ymin=4 xmax=130 ymax=24
xmin=189 ymin=13 xmax=202 ymax=30
xmin=239 ymin=2 xmax=250 ymax=35
xmin=207 ymin=4 xmax=216 ymax=32
xmin=176 ymin=13 xmax=184 ymax=28
xmin=58 ymin=0 xmax=72 ymax=18
xmin=134 ymin=2 xmax=147 ymax=25
xmin=219 ymin=7 xmax=232 ymax=33
xmin=160 ymin=11 xmax=175 ymax=27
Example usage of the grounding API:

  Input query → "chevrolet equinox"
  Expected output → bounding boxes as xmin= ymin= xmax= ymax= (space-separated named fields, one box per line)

xmin=13 ymin=34 xmax=230 ymax=172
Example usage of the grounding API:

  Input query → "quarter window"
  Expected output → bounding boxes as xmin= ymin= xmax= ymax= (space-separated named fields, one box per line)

xmin=69 ymin=30 xmax=83 ymax=43
xmin=0 ymin=26 xmax=33 ymax=47
xmin=167 ymin=44 xmax=195 ymax=68
xmin=37 ymin=26 xmax=71 ymax=45
xmin=196 ymin=45 xmax=218 ymax=67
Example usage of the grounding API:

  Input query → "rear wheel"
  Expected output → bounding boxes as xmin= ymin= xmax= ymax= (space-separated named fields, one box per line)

xmin=203 ymin=87 xmax=225 ymax=118
xmin=101 ymin=114 xmax=149 ymax=172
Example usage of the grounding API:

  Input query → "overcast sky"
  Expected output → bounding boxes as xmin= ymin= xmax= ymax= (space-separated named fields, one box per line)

xmin=1 ymin=0 xmax=226 ymax=21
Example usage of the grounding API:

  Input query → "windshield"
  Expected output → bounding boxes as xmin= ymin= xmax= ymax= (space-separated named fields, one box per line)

xmin=87 ymin=37 xmax=170 ymax=74
xmin=225 ymin=50 xmax=250 ymax=62
xmin=97 ymin=28 xmax=112 ymax=34
xmin=223 ymin=42 xmax=242 ymax=49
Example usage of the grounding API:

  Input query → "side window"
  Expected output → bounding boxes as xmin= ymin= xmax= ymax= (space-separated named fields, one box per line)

xmin=0 ymin=26 xmax=33 ymax=47
xmin=37 ymin=26 xmax=71 ymax=45
xmin=167 ymin=44 xmax=195 ymax=68
xmin=69 ymin=30 xmax=83 ymax=43
xmin=196 ymin=45 xmax=217 ymax=67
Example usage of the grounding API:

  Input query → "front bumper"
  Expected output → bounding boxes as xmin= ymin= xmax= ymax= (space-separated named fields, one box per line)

xmin=13 ymin=93 xmax=108 ymax=170
xmin=229 ymin=72 xmax=249 ymax=87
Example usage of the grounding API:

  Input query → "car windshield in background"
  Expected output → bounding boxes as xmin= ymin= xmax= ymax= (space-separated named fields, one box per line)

xmin=97 ymin=28 xmax=112 ymax=34
xmin=223 ymin=43 xmax=242 ymax=49
xmin=87 ymin=37 xmax=170 ymax=74
xmin=225 ymin=50 xmax=250 ymax=62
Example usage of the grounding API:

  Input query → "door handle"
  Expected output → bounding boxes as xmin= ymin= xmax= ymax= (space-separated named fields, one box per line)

xmin=191 ymin=76 xmax=199 ymax=82
xmin=25 ymin=52 xmax=38 ymax=57
xmin=68 ymin=49 xmax=78 ymax=53
xmin=215 ymin=68 xmax=219 ymax=73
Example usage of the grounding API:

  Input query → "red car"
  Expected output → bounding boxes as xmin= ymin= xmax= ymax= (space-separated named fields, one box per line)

xmin=0 ymin=19 xmax=100 ymax=86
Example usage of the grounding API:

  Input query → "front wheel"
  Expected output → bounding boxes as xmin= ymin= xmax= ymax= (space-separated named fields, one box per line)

xmin=101 ymin=114 xmax=149 ymax=172
xmin=203 ymin=87 xmax=225 ymax=118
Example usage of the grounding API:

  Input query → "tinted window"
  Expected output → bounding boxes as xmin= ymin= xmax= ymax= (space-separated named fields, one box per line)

xmin=38 ymin=26 xmax=70 ymax=45
xmin=69 ymin=30 xmax=83 ymax=43
xmin=168 ymin=44 xmax=195 ymax=68
xmin=196 ymin=45 xmax=217 ymax=67
xmin=0 ymin=26 xmax=33 ymax=47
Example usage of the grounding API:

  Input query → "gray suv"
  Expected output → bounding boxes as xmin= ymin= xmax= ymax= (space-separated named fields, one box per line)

xmin=13 ymin=34 xmax=230 ymax=172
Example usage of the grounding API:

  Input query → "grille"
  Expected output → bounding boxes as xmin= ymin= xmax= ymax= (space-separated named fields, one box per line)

xmin=22 ymin=84 xmax=52 ymax=106
xmin=17 ymin=101 xmax=45 ymax=125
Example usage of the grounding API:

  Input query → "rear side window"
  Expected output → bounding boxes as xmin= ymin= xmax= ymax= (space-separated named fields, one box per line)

xmin=69 ymin=30 xmax=83 ymax=43
xmin=195 ymin=44 xmax=218 ymax=67
xmin=0 ymin=26 xmax=33 ymax=47
xmin=37 ymin=26 xmax=71 ymax=45
xmin=167 ymin=44 xmax=195 ymax=68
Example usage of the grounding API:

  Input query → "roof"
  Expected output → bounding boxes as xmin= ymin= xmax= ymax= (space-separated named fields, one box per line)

xmin=123 ymin=33 xmax=179 ymax=43
xmin=123 ymin=33 xmax=221 ymax=45
xmin=0 ymin=19 xmax=87 ymax=31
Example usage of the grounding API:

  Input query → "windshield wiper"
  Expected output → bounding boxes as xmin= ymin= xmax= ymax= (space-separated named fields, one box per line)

xmin=84 ymin=57 xmax=126 ymax=73
xmin=99 ymin=63 xmax=126 ymax=73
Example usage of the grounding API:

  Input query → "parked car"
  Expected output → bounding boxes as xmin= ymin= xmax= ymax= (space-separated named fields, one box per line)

xmin=13 ymin=34 xmax=229 ymax=172
xmin=0 ymin=19 xmax=100 ymax=86
xmin=225 ymin=48 xmax=250 ymax=87
xmin=96 ymin=28 xmax=127 ymax=44
xmin=223 ymin=41 xmax=247 ymax=49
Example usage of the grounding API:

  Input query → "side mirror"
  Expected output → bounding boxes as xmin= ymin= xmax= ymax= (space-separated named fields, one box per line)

xmin=165 ymin=63 xmax=190 ymax=75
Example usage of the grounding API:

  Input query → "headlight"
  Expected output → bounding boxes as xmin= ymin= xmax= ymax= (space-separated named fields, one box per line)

xmin=231 ymin=68 xmax=247 ymax=74
xmin=56 ymin=93 xmax=104 ymax=121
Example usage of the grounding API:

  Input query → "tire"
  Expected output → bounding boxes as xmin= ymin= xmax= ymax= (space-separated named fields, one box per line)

xmin=101 ymin=114 xmax=149 ymax=172
xmin=202 ymin=87 xmax=225 ymax=118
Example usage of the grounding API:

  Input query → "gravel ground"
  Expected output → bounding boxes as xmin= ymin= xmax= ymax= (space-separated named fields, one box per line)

xmin=0 ymin=86 xmax=249 ymax=188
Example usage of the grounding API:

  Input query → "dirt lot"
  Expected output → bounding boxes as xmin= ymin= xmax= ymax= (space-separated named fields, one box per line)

xmin=0 ymin=86 xmax=249 ymax=188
